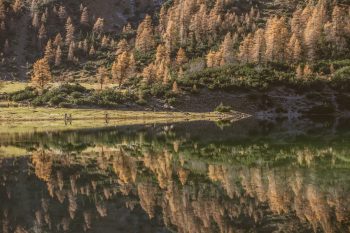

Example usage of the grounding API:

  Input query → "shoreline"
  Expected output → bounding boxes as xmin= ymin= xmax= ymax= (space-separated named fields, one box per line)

xmin=0 ymin=106 xmax=250 ymax=122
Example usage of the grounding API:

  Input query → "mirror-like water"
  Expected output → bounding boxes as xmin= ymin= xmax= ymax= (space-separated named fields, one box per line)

xmin=1 ymin=118 xmax=350 ymax=233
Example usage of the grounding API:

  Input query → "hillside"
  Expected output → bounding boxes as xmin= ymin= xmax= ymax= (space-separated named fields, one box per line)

xmin=0 ymin=0 xmax=349 ymax=115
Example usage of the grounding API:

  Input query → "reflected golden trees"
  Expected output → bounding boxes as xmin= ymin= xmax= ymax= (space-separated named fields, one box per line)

xmin=2 ymin=140 xmax=350 ymax=233
xmin=32 ymin=150 xmax=53 ymax=182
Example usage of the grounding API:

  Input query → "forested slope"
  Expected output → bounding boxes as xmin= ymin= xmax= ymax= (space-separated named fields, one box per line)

xmin=1 ymin=0 xmax=350 ymax=114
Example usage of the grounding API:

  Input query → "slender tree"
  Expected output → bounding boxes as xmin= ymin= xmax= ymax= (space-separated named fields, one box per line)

xmin=31 ymin=58 xmax=52 ymax=90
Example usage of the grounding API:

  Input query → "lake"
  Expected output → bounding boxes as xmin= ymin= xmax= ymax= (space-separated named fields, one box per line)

xmin=1 ymin=117 xmax=350 ymax=233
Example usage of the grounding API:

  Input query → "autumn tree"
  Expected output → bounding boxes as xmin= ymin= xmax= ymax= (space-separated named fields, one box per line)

xmin=31 ymin=58 xmax=52 ymax=90
xmin=116 ymin=39 xmax=129 ymax=55
xmin=303 ymin=1 xmax=326 ymax=61
xmin=111 ymin=51 xmax=135 ymax=87
xmin=287 ymin=33 xmax=302 ymax=63
xmin=265 ymin=16 xmax=289 ymax=62
xmin=80 ymin=7 xmax=89 ymax=26
xmin=12 ymin=0 xmax=23 ymax=14
xmin=32 ymin=13 xmax=40 ymax=28
xmin=0 ymin=0 xmax=5 ymax=20
xmin=53 ymin=33 xmax=63 ymax=47
xmin=296 ymin=64 xmax=303 ymax=79
xmin=65 ymin=17 xmax=75 ymax=45
xmin=93 ymin=18 xmax=104 ymax=35
xmin=135 ymin=15 xmax=155 ymax=52
xmin=67 ymin=42 xmax=75 ymax=61
xmin=238 ymin=33 xmax=254 ymax=64
xmin=176 ymin=48 xmax=188 ymax=67
xmin=172 ymin=81 xmax=179 ymax=94
xmin=44 ymin=40 xmax=55 ymax=64
xmin=251 ymin=29 xmax=265 ymax=63
xmin=58 ymin=6 xmax=67 ymax=21
xmin=220 ymin=32 xmax=235 ymax=65
xmin=38 ymin=24 xmax=47 ymax=47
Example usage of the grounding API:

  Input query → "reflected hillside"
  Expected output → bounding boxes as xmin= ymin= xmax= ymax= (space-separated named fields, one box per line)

xmin=1 ymin=118 xmax=350 ymax=233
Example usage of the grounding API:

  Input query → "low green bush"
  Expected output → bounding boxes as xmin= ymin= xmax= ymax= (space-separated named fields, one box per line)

xmin=332 ymin=66 xmax=350 ymax=90
xmin=10 ymin=87 xmax=37 ymax=101
xmin=215 ymin=103 xmax=232 ymax=113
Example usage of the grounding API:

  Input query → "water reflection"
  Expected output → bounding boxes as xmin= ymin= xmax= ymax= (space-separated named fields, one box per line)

xmin=1 ymin=118 xmax=350 ymax=233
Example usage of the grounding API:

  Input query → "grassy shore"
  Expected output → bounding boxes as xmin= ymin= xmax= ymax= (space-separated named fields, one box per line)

xmin=0 ymin=107 xmax=249 ymax=135
xmin=0 ymin=107 xmax=240 ymax=121
xmin=0 ymin=81 xmax=121 ymax=94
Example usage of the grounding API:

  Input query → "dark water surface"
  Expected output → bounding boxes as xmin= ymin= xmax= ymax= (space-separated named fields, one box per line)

xmin=1 ymin=117 xmax=350 ymax=233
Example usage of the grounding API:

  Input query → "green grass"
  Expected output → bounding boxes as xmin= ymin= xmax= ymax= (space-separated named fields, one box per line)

xmin=0 ymin=107 xmax=231 ymax=121
xmin=0 ymin=81 xmax=28 ymax=94
xmin=0 ymin=81 xmax=122 ymax=95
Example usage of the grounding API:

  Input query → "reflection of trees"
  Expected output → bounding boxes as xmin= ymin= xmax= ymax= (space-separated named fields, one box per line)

xmin=1 ymin=122 xmax=350 ymax=233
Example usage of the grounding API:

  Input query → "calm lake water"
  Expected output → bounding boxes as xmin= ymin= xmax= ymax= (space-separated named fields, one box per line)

xmin=1 ymin=117 xmax=350 ymax=233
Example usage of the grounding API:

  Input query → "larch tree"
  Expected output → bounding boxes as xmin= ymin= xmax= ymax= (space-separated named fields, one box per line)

xmin=65 ymin=17 xmax=75 ymax=45
xmin=101 ymin=36 xmax=109 ymax=48
xmin=38 ymin=24 xmax=47 ymax=47
xmin=112 ymin=52 xmax=129 ymax=87
xmin=303 ymin=1 xmax=327 ymax=61
xmin=58 ymin=5 xmax=67 ymax=21
xmin=326 ymin=5 xmax=348 ymax=55
xmin=80 ymin=7 xmax=89 ymax=26
xmin=265 ymin=16 xmax=289 ymax=62
xmin=220 ymin=32 xmax=235 ymax=65
xmin=13 ymin=0 xmax=23 ymax=14
xmin=251 ymin=29 xmax=265 ymax=64
xmin=32 ymin=13 xmax=40 ymax=28
xmin=238 ymin=33 xmax=254 ymax=63
xmin=303 ymin=64 xmax=313 ymax=77
xmin=135 ymin=15 xmax=155 ymax=52
xmin=67 ymin=42 xmax=75 ymax=61
xmin=287 ymin=33 xmax=302 ymax=63
xmin=206 ymin=51 xmax=216 ymax=68
xmin=31 ymin=58 xmax=52 ymax=90
xmin=44 ymin=40 xmax=55 ymax=64
xmin=93 ymin=18 xmax=104 ymax=35
xmin=0 ymin=0 xmax=5 ymax=20
xmin=176 ymin=48 xmax=188 ymax=67
xmin=53 ymin=33 xmax=63 ymax=47
xmin=116 ymin=39 xmax=129 ymax=55
xmin=172 ymin=81 xmax=179 ymax=94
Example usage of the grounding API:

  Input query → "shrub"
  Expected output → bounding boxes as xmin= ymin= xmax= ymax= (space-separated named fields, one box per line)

xmin=10 ymin=87 xmax=37 ymax=101
xmin=215 ymin=103 xmax=232 ymax=113
xmin=332 ymin=66 xmax=350 ymax=90
xmin=49 ymin=94 xmax=67 ymax=105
